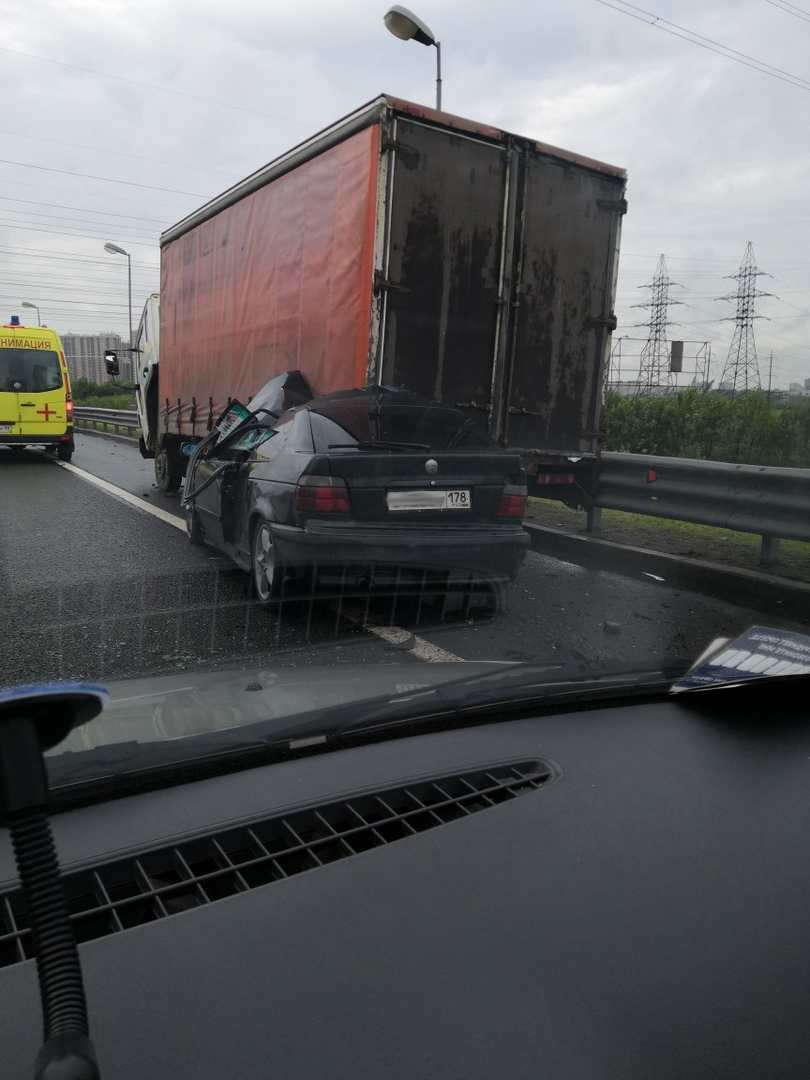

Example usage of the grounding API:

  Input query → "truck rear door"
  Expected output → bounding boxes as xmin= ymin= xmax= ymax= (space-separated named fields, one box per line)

xmin=375 ymin=113 xmax=624 ymax=459
xmin=376 ymin=116 xmax=506 ymax=432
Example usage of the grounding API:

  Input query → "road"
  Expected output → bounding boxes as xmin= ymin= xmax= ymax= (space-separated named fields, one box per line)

xmin=1 ymin=433 xmax=808 ymax=688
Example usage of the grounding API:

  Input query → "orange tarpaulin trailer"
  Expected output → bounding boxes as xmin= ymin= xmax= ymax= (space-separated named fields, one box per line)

xmin=152 ymin=94 xmax=626 ymax=501
xmin=160 ymin=124 xmax=380 ymax=435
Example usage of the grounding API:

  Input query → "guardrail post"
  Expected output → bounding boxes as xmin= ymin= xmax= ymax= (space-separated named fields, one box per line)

xmin=587 ymin=506 xmax=603 ymax=532
xmin=760 ymin=535 xmax=781 ymax=567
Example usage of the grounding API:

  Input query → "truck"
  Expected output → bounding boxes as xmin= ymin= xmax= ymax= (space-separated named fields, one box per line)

xmin=134 ymin=94 xmax=626 ymax=501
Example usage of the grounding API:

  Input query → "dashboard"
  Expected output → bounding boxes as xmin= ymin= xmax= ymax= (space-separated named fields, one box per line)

xmin=0 ymin=691 xmax=807 ymax=1079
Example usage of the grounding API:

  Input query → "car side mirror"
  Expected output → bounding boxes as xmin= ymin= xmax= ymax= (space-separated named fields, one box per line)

xmin=104 ymin=350 xmax=119 ymax=377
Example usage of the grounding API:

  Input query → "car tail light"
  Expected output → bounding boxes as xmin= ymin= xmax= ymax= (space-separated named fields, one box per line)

xmin=496 ymin=485 xmax=527 ymax=519
xmin=65 ymin=393 xmax=73 ymax=415
xmin=294 ymin=475 xmax=350 ymax=514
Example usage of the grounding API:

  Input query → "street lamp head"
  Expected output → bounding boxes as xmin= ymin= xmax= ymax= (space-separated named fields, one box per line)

xmin=104 ymin=242 xmax=128 ymax=256
xmin=21 ymin=302 xmax=36 ymax=310
xmin=384 ymin=5 xmax=436 ymax=46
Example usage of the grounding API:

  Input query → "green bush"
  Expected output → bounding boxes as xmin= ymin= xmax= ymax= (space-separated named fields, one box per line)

xmin=71 ymin=378 xmax=134 ymax=404
xmin=76 ymin=394 xmax=134 ymax=411
xmin=604 ymin=389 xmax=810 ymax=467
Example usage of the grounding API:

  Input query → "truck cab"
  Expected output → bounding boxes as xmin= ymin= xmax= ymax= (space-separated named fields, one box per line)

xmin=134 ymin=294 xmax=160 ymax=462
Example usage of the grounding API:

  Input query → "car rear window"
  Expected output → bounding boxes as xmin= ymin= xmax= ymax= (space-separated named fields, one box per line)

xmin=0 ymin=348 xmax=63 ymax=392
xmin=309 ymin=398 xmax=497 ymax=453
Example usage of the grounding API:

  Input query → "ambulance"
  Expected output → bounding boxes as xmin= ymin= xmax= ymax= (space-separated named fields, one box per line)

xmin=0 ymin=316 xmax=74 ymax=461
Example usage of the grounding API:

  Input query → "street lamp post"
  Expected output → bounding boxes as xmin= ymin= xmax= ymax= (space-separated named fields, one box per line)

xmin=384 ymin=5 xmax=442 ymax=110
xmin=21 ymin=301 xmax=41 ymax=326
xmin=104 ymin=242 xmax=133 ymax=378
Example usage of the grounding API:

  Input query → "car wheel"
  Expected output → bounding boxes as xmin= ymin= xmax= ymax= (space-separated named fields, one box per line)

xmin=185 ymin=503 xmax=204 ymax=546
xmin=251 ymin=520 xmax=284 ymax=609
xmin=155 ymin=448 xmax=182 ymax=493
xmin=57 ymin=444 xmax=73 ymax=462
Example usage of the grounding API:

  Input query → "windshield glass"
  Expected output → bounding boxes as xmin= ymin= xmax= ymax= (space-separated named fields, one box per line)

xmin=0 ymin=348 xmax=62 ymax=392
xmin=1 ymin=4 xmax=809 ymax=794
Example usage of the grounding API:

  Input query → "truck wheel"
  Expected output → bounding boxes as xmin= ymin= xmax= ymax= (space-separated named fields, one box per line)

xmin=185 ymin=503 xmax=204 ymax=546
xmin=155 ymin=448 xmax=182 ymax=493
xmin=57 ymin=443 xmax=73 ymax=462
xmin=251 ymin=520 xmax=284 ymax=609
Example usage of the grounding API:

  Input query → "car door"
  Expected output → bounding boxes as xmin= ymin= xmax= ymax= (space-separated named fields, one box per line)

xmin=191 ymin=418 xmax=290 ymax=561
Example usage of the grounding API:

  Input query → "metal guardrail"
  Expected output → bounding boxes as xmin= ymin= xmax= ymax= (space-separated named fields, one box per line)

xmin=73 ymin=409 xmax=809 ymax=565
xmin=73 ymin=407 xmax=139 ymax=437
xmin=592 ymin=453 xmax=810 ymax=564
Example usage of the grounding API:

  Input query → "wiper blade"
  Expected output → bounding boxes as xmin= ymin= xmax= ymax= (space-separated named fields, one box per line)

xmin=254 ymin=660 xmax=685 ymax=745
xmin=334 ymin=663 xmax=684 ymax=736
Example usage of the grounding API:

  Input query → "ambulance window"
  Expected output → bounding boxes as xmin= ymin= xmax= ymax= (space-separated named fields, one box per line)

xmin=31 ymin=353 xmax=63 ymax=391
xmin=0 ymin=349 xmax=62 ymax=392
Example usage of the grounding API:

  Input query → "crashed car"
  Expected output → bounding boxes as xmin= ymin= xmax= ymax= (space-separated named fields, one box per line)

xmin=182 ymin=378 xmax=530 ymax=606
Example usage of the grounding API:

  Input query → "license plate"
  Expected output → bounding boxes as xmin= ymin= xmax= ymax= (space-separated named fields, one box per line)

xmin=387 ymin=489 xmax=471 ymax=511
xmin=0 ymin=425 xmax=13 ymax=434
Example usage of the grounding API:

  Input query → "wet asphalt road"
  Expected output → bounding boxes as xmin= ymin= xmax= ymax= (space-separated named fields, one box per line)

xmin=1 ymin=433 xmax=808 ymax=689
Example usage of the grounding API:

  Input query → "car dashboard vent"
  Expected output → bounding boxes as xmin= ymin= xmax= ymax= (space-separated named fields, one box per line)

xmin=0 ymin=760 xmax=554 ymax=970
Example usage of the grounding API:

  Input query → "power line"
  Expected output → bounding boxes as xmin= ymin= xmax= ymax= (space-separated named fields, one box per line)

xmin=0 ymin=210 xmax=162 ymax=236
xmin=0 ymin=158 xmax=209 ymax=197
xmin=595 ymin=0 xmax=810 ymax=91
xmin=763 ymin=0 xmax=810 ymax=22
xmin=0 ymin=45 xmax=315 ymax=127
xmin=0 ymin=176 xmax=197 ymax=211
xmin=0 ymin=223 xmax=159 ymax=247
xmin=0 ymin=196 xmax=172 ymax=225
xmin=0 ymin=127 xmax=237 ymax=178
xmin=0 ymin=244 xmax=158 ymax=267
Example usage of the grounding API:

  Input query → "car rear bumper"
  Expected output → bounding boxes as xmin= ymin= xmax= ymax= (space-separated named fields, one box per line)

xmin=271 ymin=520 xmax=530 ymax=583
xmin=1 ymin=433 xmax=73 ymax=445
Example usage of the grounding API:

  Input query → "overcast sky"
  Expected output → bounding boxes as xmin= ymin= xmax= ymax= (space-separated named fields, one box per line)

xmin=2 ymin=0 xmax=809 ymax=388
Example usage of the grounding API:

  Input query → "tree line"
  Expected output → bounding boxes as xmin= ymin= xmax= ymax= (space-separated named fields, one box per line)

xmin=71 ymin=377 xmax=135 ymax=411
xmin=604 ymin=389 xmax=810 ymax=468
xmin=71 ymin=378 xmax=810 ymax=467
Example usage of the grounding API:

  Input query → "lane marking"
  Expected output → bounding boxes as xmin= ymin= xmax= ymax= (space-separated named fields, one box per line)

xmin=57 ymin=460 xmax=185 ymax=532
xmin=365 ymin=624 xmax=465 ymax=664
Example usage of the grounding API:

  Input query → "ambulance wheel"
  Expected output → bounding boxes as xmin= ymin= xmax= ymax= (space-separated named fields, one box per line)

xmin=57 ymin=443 xmax=73 ymax=462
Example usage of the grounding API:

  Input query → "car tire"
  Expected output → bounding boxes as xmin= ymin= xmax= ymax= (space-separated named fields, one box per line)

xmin=251 ymin=519 xmax=284 ymax=609
xmin=57 ymin=443 xmax=73 ymax=462
xmin=185 ymin=503 xmax=204 ymax=546
xmin=155 ymin=447 xmax=182 ymax=493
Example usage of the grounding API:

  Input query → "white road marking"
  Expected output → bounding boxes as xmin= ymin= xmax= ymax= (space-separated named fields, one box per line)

xmin=57 ymin=460 xmax=186 ymax=531
xmin=365 ymin=623 xmax=465 ymax=664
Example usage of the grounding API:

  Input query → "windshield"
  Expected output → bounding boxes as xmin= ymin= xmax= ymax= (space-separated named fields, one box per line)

xmin=0 ymin=348 xmax=63 ymax=392
xmin=1 ymin=4 xmax=809 ymax=793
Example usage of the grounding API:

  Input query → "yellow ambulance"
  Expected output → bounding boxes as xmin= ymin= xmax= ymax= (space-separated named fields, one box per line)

xmin=0 ymin=316 xmax=74 ymax=461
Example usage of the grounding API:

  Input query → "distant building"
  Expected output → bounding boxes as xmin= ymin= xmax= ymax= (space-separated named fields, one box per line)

xmin=788 ymin=382 xmax=803 ymax=396
xmin=60 ymin=332 xmax=130 ymax=384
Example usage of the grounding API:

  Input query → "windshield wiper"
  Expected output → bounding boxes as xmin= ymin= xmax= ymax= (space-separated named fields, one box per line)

xmin=329 ymin=662 xmax=686 ymax=736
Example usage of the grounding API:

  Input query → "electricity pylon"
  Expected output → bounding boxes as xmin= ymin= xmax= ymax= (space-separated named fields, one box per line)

xmin=717 ymin=242 xmax=770 ymax=393
xmin=634 ymin=254 xmax=682 ymax=396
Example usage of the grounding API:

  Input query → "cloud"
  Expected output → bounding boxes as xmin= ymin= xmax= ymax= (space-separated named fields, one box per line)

xmin=0 ymin=0 xmax=807 ymax=383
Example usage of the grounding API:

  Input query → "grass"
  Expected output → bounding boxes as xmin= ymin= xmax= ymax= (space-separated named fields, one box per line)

xmin=525 ymin=497 xmax=810 ymax=583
